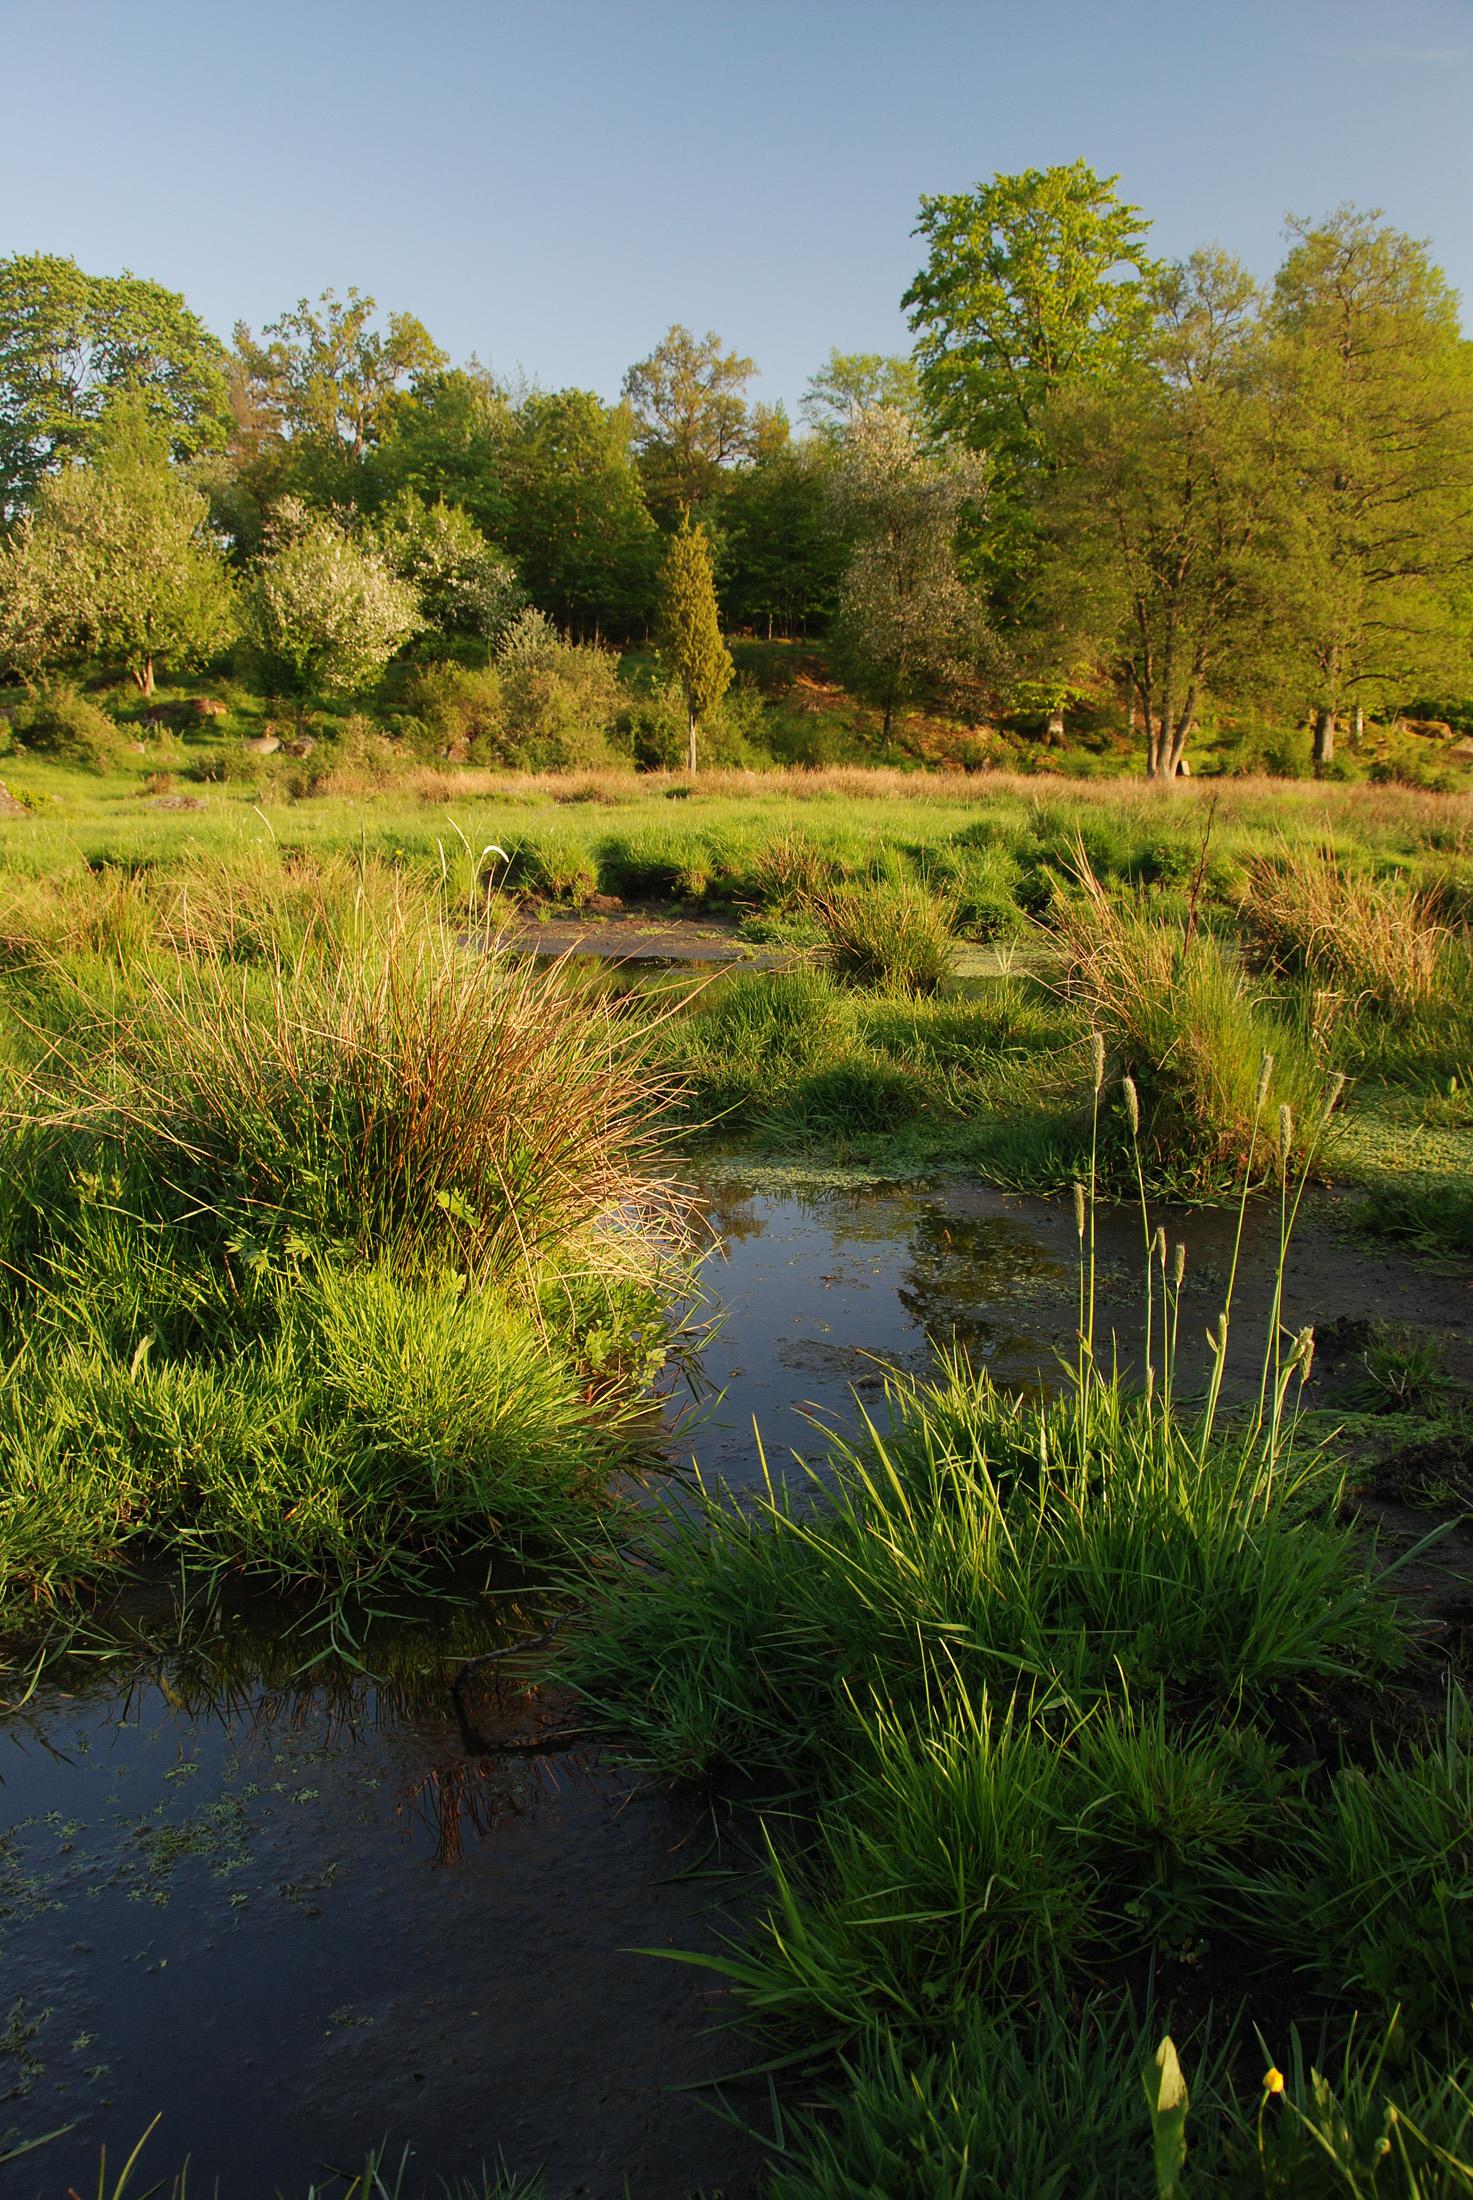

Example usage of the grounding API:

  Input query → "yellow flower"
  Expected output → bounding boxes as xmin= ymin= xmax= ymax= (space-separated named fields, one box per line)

xmin=1263 ymin=2067 xmax=1285 ymax=2096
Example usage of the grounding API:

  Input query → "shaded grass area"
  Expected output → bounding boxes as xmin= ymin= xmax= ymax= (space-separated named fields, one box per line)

xmin=566 ymin=1125 xmax=1473 ymax=2196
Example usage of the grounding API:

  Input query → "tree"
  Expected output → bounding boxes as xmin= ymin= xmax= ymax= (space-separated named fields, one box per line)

xmin=0 ymin=400 xmax=234 ymax=694
xmin=235 ymin=288 xmax=446 ymax=460
xmin=622 ymin=326 xmax=756 ymax=519
xmin=503 ymin=389 xmax=660 ymax=636
xmin=244 ymin=502 xmax=420 ymax=733
xmin=1041 ymin=253 xmax=1278 ymax=780
xmin=373 ymin=491 xmax=524 ymax=655
xmin=829 ymin=407 xmax=988 ymax=742
xmin=801 ymin=350 xmax=921 ymax=440
xmin=367 ymin=365 xmax=515 ymax=540
xmin=0 ymin=253 xmax=229 ymax=509
xmin=720 ymin=439 xmax=846 ymax=636
xmin=903 ymin=163 xmax=1159 ymax=463
xmin=657 ymin=517 xmax=733 ymax=770
xmin=1267 ymin=208 xmax=1473 ymax=767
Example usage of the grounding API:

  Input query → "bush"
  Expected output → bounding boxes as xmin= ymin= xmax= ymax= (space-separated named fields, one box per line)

xmin=495 ymin=614 xmax=628 ymax=769
xmin=398 ymin=661 xmax=505 ymax=760
xmin=11 ymin=682 xmax=123 ymax=769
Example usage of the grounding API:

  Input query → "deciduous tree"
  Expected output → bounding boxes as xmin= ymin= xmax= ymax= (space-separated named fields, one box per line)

xmin=0 ymin=400 xmax=234 ymax=693
xmin=244 ymin=501 xmax=419 ymax=733
xmin=1267 ymin=208 xmax=1473 ymax=767
xmin=829 ymin=407 xmax=988 ymax=742
xmin=622 ymin=326 xmax=756 ymax=519
xmin=0 ymin=253 xmax=229 ymax=509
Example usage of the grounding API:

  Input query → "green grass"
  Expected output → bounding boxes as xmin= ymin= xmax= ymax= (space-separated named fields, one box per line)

xmin=0 ymin=877 xmax=696 ymax=1642
xmin=564 ymin=1113 xmax=1471 ymax=2197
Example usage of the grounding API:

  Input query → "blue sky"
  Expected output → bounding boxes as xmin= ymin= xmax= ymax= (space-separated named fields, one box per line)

xmin=3 ymin=0 xmax=1470 ymax=415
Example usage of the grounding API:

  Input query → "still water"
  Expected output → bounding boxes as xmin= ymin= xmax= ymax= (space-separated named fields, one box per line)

xmin=2 ymin=1175 xmax=1467 ymax=2197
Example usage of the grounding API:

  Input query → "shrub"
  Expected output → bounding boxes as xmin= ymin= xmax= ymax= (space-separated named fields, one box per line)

xmin=398 ymin=661 xmax=505 ymax=760
xmin=495 ymin=617 xmax=627 ymax=769
xmin=11 ymin=682 xmax=122 ymax=769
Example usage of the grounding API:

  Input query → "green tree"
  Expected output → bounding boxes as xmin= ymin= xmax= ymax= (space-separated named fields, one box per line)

xmin=801 ymin=350 xmax=921 ymax=440
xmin=244 ymin=501 xmax=420 ymax=733
xmin=1267 ymin=208 xmax=1473 ymax=766
xmin=0 ymin=253 xmax=229 ymax=508
xmin=373 ymin=491 xmax=524 ymax=655
xmin=0 ymin=400 xmax=234 ymax=694
xmin=367 ymin=365 xmax=515 ymax=540
xmin=1041 ymin=252 xmax=1278 ymax=780
xmin=503 ymin=389 xmax=660 ymax=636
xmin=829 ymin=407 xmax=988 ymax=743
xmin=720 ymin=439 xmax=846 ymax=636
xmin=622 ymin=326 xmax=756 ymax=520
xmin=903 ymin=162 xmax=1159 ymax=463
xmin=657 ymin=516 xmax=733 ymax=771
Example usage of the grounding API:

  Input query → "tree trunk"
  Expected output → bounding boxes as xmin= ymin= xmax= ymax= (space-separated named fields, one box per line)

xmin=296 ymin=697 xmax=305 ymax=742
xmin=1312 ymin=707 xmax=1336 ymax=771
xmin=687 ymin=711 xmax=697 ymax=775
xmin=1045 ymin=705 xmax=1065 ymax=747
xmin=133 ymin=659 xmax=155 ymax=697
xmin=1166 ymin=717 xmax=1195 ymax=780
xmin=1352 ymin=704 xmax=1365 ymax=747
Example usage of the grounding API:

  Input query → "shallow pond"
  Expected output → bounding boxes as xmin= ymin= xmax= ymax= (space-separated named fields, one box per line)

xmin=2 ymin=1173 xmax=1468 ymax=2196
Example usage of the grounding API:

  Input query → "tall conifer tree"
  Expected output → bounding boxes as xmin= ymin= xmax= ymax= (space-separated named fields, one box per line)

xmin=658 ymin=516 xmax=732 ymax=772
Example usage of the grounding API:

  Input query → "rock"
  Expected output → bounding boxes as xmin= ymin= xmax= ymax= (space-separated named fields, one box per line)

xmin=284 ymin=736 xmax=316 ymax=757
xmin=189 ymin=696 xmax=229 ymax=719
xmin=148 ymin=795 xmax=207 ymax=811
xmin=242 ymin=735 xmax=281 ymax=756
xmin=0 ymin=781 xmax=29 ymax=817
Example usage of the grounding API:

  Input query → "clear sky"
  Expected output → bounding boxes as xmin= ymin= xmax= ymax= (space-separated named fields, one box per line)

xmin=3 ymin=0 xmax=1470 ymax=415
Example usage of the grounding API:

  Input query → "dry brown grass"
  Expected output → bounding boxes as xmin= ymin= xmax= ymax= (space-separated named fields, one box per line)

xmin=1243 ymin=846 xmax=1450 ymax=1017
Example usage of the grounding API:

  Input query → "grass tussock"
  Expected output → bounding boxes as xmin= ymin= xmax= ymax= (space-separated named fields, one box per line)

xmin=0 ymin=881 xmax=696 ymax=1631
xmin=812 ymin=876 xmax=956 ymax=996
xmin=567 ymin=1119 xmax=1470 ymax=2197
xmin=1245 ymin=845 xmax=1451 ymax=1018
xmin=1056 ymin=862 xmax=1329 ymax=1187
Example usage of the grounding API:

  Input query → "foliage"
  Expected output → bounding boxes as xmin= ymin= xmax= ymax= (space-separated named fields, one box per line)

xmin=0 ymin=251 xmax=230 ymax=507
xmin=829 ymin=406 xmax=988 ymax=738
xmin=657 ymin=516 xmax=733 ymax=768
xmin=8 ymin=681 xmax=123 ymax=768
xmin=0 ymin=398 xmax=235 ymax=693
xmin=1267 ymin=210 xmax=1473 ymax=758
xmin=621 ymin=323 xmax=757 ymax=518
xmin=373 ymin=489 xmax=524 ymax=652
xmin=502 ymin=387 xmax=661 ymax=636
xmin=244 ymin=500 xmax=420 ymax=716
xmin=904 ymin=161 xmax=1159 ymax=472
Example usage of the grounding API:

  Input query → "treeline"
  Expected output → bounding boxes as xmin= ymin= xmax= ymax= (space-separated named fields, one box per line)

xmin=2 ymin=163 xmax=1472 ymax=778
